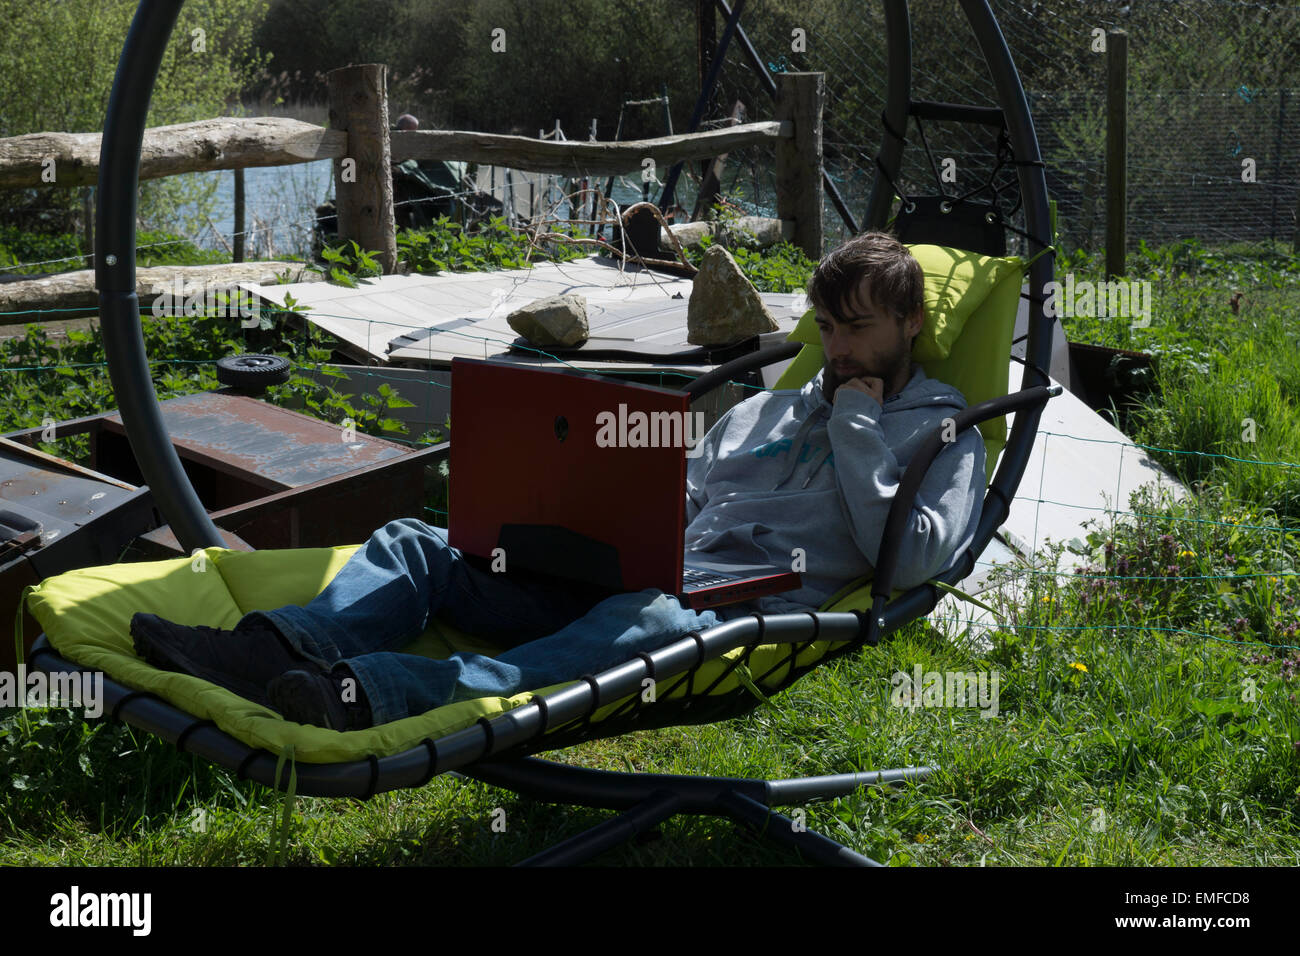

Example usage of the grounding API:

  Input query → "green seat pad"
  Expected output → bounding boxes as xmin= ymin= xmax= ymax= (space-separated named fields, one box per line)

xmin=22 ymin=546 xmax=850 ymax=763
xmin=21 ymin=546 xmax=556 ymax=763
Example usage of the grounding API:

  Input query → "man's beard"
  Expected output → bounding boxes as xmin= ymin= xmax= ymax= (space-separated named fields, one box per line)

xmin=822 ymin=337 xmax=912 ymax=403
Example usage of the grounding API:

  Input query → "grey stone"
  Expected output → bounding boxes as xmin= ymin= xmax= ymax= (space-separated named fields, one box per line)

xmin=687 ymin=244 xmax=779 ymax=346
xmin=507 ymin=293 xmax=589 ymax=347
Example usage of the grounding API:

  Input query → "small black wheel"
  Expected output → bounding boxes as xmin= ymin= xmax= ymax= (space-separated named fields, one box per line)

xmin=215 ymin=354 xmax=292 ymax=390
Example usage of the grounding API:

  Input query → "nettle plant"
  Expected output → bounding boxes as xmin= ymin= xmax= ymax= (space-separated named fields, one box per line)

xmin=319 ymin=216 xmax=586 ymax=282
xmin=268 ymin=347 xmax=432 ymax=442
xmin=317 ymin=240 xmax=383 ymax=287
xmin=684 ymin=231 xmax=816 ymax=294
xmin=0 ymin=300 xmax=441 ymax=468
xmin=984 ymin=483 xmax=1300 ymax=679
xmin=396 ymin=216 xmax=585 ymax=273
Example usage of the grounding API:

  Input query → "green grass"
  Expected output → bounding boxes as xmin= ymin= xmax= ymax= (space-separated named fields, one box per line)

xmin=1056 ymin=238 xmax=1300 ymax=521
xmin=2 ymin=235 xmax=1300 ymax=866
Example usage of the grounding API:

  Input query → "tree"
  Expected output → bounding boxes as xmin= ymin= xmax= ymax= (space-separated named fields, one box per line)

xmin=0 ymin=0 xmax=268 ymax=237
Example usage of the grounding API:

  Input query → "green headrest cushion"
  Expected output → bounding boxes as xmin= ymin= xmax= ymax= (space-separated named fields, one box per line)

xmin=789 ymin=243 xmax=1024 ymax=361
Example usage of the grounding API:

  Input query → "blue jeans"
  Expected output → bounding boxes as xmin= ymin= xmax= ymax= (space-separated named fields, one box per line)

xmin=240 ymin=519 xmax=728 ymax=725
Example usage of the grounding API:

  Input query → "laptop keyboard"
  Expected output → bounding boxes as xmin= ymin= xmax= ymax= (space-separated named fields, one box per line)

xmin=682 ymin=566 xmax=735 ymax=589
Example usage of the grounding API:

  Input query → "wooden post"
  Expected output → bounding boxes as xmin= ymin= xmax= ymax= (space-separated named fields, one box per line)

xmin=775 ymin=71 xmax=824 ymax=260
xmin=327 ymin=64 xmax=397 ymax=273
xmin=1105 ymin=30 xmax=1127 ymax=279
xmin=1293 ymin=180 xmax=1300 ymax=255
xmin=232 ymin=167 xmax=245 ymax=262
xmin=81 ymin=186 xmax=93 ymax=269
xmin=1269 ymin=89 xmax=1285 ymax=243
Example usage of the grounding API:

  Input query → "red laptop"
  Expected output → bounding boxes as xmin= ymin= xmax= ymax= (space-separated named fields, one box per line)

xmin=448 ymin=357 xmax=801 ymax=610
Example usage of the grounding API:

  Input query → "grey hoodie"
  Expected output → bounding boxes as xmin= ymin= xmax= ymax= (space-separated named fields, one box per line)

xmin=684 ymin=364 xmax=985 ymax=614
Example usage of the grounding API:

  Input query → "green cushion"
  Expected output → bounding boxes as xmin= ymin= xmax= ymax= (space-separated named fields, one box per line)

xmin=911 ymin=244 xmax=1024 ymax=361
xmin=21 ymin=547 xmax=558 ymax=763
xmin=21 ymin=545 xmax=848 ymax=762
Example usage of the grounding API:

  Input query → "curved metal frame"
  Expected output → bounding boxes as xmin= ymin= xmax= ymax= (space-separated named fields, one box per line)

xmin=98 ymin=0 xmax=224 ymax=553
xmin=860 ymin=0 xmax=1054 ymax=646
xmin=82 ymin=0 xmax=1057 ymax=865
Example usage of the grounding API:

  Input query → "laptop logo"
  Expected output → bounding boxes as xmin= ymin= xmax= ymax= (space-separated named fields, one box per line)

xmin=595 ymin=404 xmax=708 ymax=458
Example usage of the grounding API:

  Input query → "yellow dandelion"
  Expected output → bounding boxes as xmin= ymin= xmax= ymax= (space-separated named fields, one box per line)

xmin=1070 ymin=662 xmax=1088 ymax=673
xmin=1179 ymin=550 xmax=1196 ymax=558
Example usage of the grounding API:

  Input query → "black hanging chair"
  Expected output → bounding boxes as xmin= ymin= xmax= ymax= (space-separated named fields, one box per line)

xmin=24 ymin=0 xmax=1059 ymax=866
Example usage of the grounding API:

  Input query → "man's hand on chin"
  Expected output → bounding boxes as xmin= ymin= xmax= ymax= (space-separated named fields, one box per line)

xmin=833 ymin=375 xmax=885 ymax=406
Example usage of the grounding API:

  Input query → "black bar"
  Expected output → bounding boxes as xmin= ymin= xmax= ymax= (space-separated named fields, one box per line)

xmin=712 ymin=0 xmax=858 ymax=234
xmin=659 ymin=0 xmax=746 ymax=214
xmin=517 ymin=790 xmax=683 ymax=866
xmin=715 ymin=790 xmax=881 ymax=866
xmin=96 ymin=0 xmax=226 ymax=553
xmin=865 ymin=0 xmax=912 ymax=230
xmin=909 ymin=99 xmax=1005 ymax=127
xmin=957 ymin=0 xmax=1056 ymax=574
xmin=683 ymin=340 xmax=801 ymax=399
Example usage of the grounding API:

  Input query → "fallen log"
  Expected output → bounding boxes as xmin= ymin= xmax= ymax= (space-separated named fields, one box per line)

xmin=661 ymin=216 xmax=792 ymax=251
xmin=0 ymin=261 xmax=323 ymax=325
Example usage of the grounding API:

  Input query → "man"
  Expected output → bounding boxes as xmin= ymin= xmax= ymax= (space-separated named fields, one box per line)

xmin=131 ymin=231 xmax=984 ymax=731
xmin=684 ymin=230 xmax=985 ymax=614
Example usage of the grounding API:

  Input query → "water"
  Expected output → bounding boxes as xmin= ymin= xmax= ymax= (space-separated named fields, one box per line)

xmin=172 ymin=154 xmax=779 ymax=260
xmin=180 ymin=161 xmax=335 ymax=260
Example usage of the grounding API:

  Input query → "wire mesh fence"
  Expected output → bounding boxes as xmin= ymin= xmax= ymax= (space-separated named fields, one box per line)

xmin=696 ymin=0 xmax=1300 ymax=254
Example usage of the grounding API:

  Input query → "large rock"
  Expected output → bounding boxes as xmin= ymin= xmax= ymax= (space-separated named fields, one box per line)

xmin=687 ymin=244 xmax=779 ymax=346
xmin=507 ymin=293 xmax=589 ymax=347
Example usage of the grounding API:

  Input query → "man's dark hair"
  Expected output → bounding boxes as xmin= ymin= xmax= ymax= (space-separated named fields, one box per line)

xmin=806 ymin=230 xmax=924 ymax=325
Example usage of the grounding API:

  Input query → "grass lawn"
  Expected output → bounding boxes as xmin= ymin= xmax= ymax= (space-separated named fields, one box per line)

xmin=2 ymin=233 xmax=1299 ymax=866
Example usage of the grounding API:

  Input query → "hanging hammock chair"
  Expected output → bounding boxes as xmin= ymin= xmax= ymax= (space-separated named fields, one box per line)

xmin=21 ymin=0 xmax=1059 ymax=866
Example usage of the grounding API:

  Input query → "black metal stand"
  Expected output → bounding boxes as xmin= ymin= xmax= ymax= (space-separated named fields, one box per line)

xmin=463 ymin=757 xmax=932 ymax=866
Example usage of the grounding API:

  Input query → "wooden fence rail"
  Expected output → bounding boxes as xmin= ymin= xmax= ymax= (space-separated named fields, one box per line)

xmin=0 ymin=116 xmax=791 ymax=189
xmin=0 ymin=65 xmax=825 ymax=293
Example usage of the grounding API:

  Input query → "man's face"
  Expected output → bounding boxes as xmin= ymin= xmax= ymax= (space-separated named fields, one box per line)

xmin=816 ymin=277 xmax=923 ymax=402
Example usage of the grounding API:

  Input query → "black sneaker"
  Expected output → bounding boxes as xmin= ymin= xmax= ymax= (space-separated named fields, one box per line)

xmin=267 ymin=667 xmax=373 ymax=731
xmin=130 ymin=612 xmax=322 ymax=709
